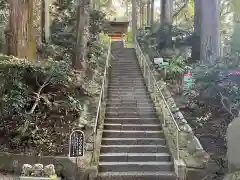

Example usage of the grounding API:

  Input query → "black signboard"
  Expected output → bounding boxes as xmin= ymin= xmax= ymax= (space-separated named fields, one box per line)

xmin=69 ymin=130 xmax=84 ymax=157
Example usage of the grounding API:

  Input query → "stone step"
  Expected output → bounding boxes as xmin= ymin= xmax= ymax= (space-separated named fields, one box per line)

xmin=102 ymin=130 xmax=164 ymax=138
xmin=104 ymin=117 xmax=159 ymax=124
xmin=97 ymin=171 xmax=176 ymax=180
xmin=103 ymin=124 xmax=161 ymax=131
xmin=109 ymin=73 xmax=142 ymax=76
xmin=106 ymin=109 xmax=156 ymax=112
xmin=109 ymin=75 xmax=142 ymax=77
xmin=105 ymin=112 xmax=157 ymax=118
xmin=107 ymin=90 xmax=147 ymax=94
xmin=99 ymin=153 xmax=171 ymax=162
xmin=109 ymin=78 xmax=143 ymax=80
xmin=108 ymin=82 xmax=146 ymax=85
xmin=107 ymin=88 xmax=147 ymax=91
xmin=101 ymin=138 xmax=165 ymax=145
xmin=106 ymin=106 xmax=155 ymax=112
xmin=108 ymin=80 xmax=144 ymax=83
xmin=110 ymin=70 xmax=141 ymax=73
xmin=107 ymin=99 xmax=152 ymax=103
xmin=107 ymin=86 xmax=146 ymax=89
xmin=111 ymin=62 xmax=138 ymax=64
xmin=107 ymin=95 xmax=150 ymax=99
xmin=108 ymin=84 xmax=146 ymax=88
xmin=98 ymin=161 xmax=173 ymax=172
xmin=107 ymin=97 xmax=152 ymax=101
xmin=109 ymin=76 xmax=143 ymax=79
xmin=107 ymin=91 xmax=148 ymax=95
xmin=110 ymin=66 xmax=139 ymax=68
xmin=110 ymin=62 xmax=138 ymax=64
xmin=110 ymin=68 xmax=141 ymax=71
xmin=107 ymin=85 xmax=145 ymax=89
xmin=106 ymin=101 xmax=153 ymax=106
xmin=107 ymin=90 xmax=148 ymax=94
xmin=106 ymin=98 xmax=149 ymax=101
xmin=110 ymin=71 xmax=141 ymax=74
xmin=100 ymin=145 xmax=168 ymax=153
xmin=106 ymin=104 xmax=155 ymax=109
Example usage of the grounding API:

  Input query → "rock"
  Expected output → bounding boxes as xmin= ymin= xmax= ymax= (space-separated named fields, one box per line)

xmin=224 ymin=172 xmax=240 ymax=180
xmin=175 ymin=111 xmax=184 ymax=120
xmin=227 ymin=117 xmax=240 ymax=172
xmin=180 ymin=124 xmax=192 ymax=133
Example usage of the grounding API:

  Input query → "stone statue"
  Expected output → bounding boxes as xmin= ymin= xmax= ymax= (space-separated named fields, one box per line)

xmin=31 ymin=163 xmax=44 ymax=177
xmin=44 ymin=164 xmax=56 ymax=177
xmin=22 ymin=164 xmax=32 ymax=176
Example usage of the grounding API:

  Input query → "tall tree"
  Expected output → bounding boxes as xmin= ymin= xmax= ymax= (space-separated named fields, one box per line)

xmin=140 ymin=0 xmax=144 ymax=28
xmin=73 ymin=0 xmax=90 ymax=70
xmin=150 ymin=0 xmax=154 ymax=26
xmin=41 ymin=0 xmax=50 ymax=43
xmin=160 ymin=0 xmax=165 ymax=23
xmin=125 ymin=0 xmax=129 ymax=18
xmin=191 ymin=0 xmax=201 ymax=61
xmin=231 ymin=0 xmax=240 ymax=54
xmin=160 ymin=0 xmax=172 ymax=23
xmin=146 ymin=0 xmax=150 ymax=25
xmin=200 ymin=0 xmax=220 ymax=64
xmin=131 ymin=0 xmax=137 ymax=39
xmin=160 ymin=0 xmax=173 ymax=48
xmin=7 ymin=0 xmax=36 ymax=61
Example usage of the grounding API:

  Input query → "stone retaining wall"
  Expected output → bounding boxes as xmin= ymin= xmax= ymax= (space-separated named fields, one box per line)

xmin=0 ymin=152 xmax=97 ymax=180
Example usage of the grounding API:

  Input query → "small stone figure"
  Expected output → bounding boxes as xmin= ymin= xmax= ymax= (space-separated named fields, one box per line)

xmin=31 ymin=163 xmax=44 ymax=177
xmin=22 ymin=164 xmax=32 ymax=176
xmin=44 ymin=164 xmax=56 ymax=177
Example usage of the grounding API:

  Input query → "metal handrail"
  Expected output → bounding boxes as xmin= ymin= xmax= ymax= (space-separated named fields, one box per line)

xmin=92 ymin=38 xmax=111 ymax=163
xmin=134 ymin=37 xmax=180 ymax=160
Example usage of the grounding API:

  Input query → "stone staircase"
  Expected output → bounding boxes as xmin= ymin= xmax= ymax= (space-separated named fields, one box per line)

xmin=97 ymin=42 xmax=176 ymax=180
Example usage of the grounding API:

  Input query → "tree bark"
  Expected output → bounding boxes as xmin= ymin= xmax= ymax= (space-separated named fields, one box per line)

xmin=41 ymin=0 xmax=50 ymax=43
xmin=140 ymin=0 xmax=144 ymax=28
xmin=160 ymin=0 xmax=172 ymax=24
xmin=125 ymin=0 xmax=129 ymax=17
xmin=73 ymin=0 xmax=90 ymax=70
xmin=150 ymin=0 xmax=154 ymax=26
xmin=131 ymin=0 xmax=137 ymax=39
xmin=92 ymin=0 xmax=96 ymax=9
xmin=231 ymin=0 xmax=240 ymax=54
xmin=191 ymin=0 xmax=201 ymax=61
xmin=160 ymin=0 xmax=173 ymax=48
xmin=160 ymin=0 xmax=165 ymax=23
xmin=165 ymin=0 xmax=173 ymax=24
xmin=147 ymin=0 xmax=150 ymax=25
xmin=8 ymin=0 xmax=36 ymax=61
xmin=200 ymin=0 xmax=220 ymax=64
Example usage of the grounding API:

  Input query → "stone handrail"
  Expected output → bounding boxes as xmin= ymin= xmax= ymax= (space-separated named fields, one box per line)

xmin=134 ymin=38 xmax=181 ymax=161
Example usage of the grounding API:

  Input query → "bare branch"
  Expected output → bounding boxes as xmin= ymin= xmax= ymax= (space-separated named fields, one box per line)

xmin=220 ymin=92 xmax=234 ymax=118
xmin=26 ymin=77 xmax=51 ymax=114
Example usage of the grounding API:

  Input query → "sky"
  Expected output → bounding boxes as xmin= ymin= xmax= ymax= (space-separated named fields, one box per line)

xmin=112 ymin=0 xmax=161 ymax=17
